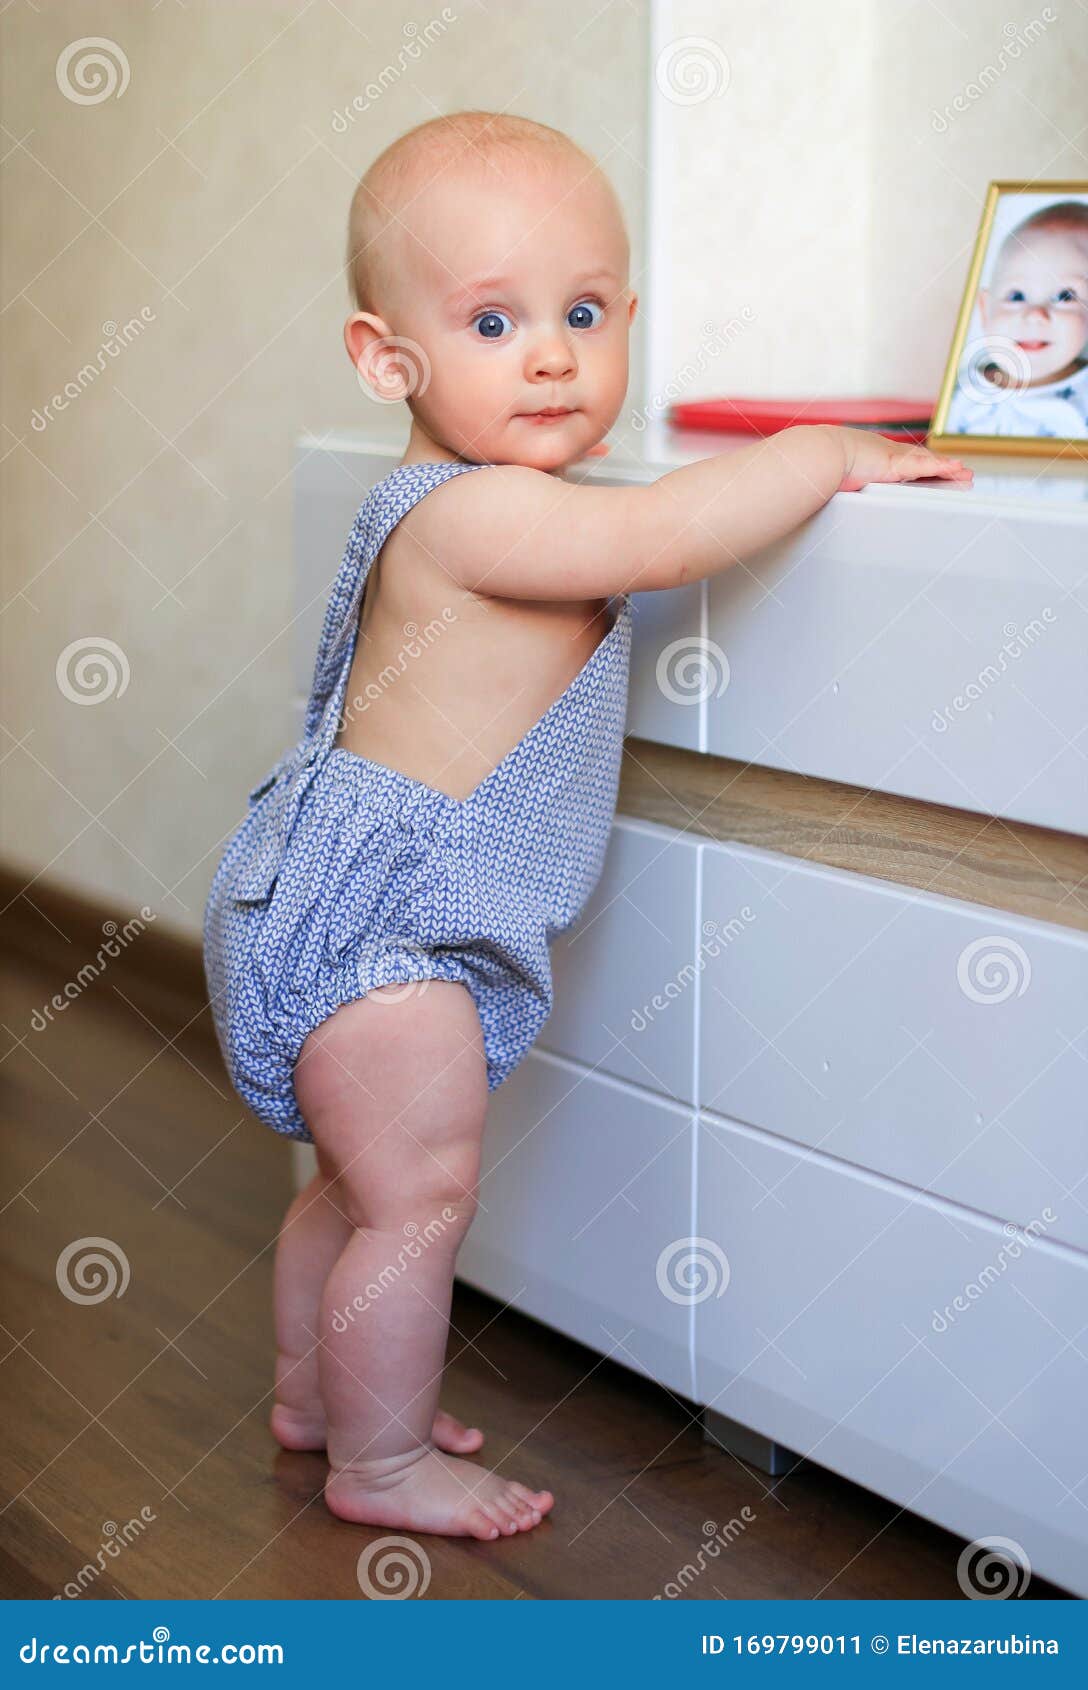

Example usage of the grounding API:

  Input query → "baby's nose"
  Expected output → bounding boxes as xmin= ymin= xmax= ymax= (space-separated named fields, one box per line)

xmin=528 ymin=337 xmax=576 ymax=378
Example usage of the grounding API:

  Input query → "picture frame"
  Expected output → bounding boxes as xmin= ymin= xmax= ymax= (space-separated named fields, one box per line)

xmin=928 ymin=179 xmax=1088 ymax=459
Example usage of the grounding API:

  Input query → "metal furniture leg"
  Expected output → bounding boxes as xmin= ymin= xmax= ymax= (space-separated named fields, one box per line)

xmin=701 ymin=1406 xmax=800 ymax=1477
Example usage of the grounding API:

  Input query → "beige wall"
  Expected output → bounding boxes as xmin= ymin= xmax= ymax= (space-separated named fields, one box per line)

xmin=0 ymin=1 xmax=650 ymax=938
xmin=6 ymin=0 xmax=1085 ymax=942
xmin=656 ymin=0 xmax=1086 ymax=407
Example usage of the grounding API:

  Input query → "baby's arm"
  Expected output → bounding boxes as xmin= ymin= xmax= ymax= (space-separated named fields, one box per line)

xmin=418 ymin=427 xmax=972 ymax=602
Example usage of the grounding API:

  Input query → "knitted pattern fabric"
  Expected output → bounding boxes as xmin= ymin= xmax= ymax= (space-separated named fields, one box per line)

xmin=202 ymin=460 xmax=632 ymax=1142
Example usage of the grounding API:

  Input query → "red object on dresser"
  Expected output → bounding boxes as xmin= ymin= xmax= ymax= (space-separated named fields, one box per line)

xmin=669 ymin=396 xmax=934 ymax=444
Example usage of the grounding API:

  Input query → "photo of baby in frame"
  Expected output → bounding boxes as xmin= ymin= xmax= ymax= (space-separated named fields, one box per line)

xmin=929 ymin=180 xmax=1088 ymax=459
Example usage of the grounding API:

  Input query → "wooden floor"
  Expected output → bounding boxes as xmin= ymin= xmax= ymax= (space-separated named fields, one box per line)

xmin=0 ymin=885 xmax=1068 ymax=1601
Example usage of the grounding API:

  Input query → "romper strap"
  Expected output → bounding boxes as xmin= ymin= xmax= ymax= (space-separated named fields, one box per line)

xmin=231 ymin=459 xmax=488 ymax=904
xmin=305 ymin=459 xmax=489 ymax=742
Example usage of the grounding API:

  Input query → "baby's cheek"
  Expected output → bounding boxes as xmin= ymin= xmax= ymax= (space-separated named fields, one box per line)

xmin=1043 ymin=313 xmax=1081 ymax=351
xmin=986 ymin=306 xmax=1017 ymax=336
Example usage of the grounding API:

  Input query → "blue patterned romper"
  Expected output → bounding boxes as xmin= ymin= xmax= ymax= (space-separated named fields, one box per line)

xmin=203 ymin=460 xmax=633 ymax=1142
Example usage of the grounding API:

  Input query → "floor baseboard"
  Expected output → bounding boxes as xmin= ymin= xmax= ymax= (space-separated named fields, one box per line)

xmin=0 ymin=863 xmax=214 ymax=1049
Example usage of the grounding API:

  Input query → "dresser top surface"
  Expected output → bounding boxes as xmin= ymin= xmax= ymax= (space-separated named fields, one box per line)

xmin=298 ymin=424 xmax=1088 ymax=522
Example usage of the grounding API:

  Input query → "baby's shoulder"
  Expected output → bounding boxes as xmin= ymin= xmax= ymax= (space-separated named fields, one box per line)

xmin=389 ymin=459 xmax=645 ymax=603
xmin=398 ymin=461 xmax=552 ymax=542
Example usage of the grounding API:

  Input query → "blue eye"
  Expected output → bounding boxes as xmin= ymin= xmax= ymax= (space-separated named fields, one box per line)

xmin=473 ymin=310 xmax=513 ymax=339
xmin=567 ymin=298 xmax=603 ymax=330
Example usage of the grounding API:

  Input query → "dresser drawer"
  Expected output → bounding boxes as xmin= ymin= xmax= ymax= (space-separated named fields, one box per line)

xmin=698 ymin=840 xmax=1088 ymax=1253
xmin=540 ymin=817 xmax=700 ymax=1102
xmin=626 ymin=579 xmax=705 ymax=753
xmin=705 ymin=496 xmax=1088 ymax=834
xmin=457 ymin=1052 xmax=695 ymax=1399
xmin=695 ymin=1110 xmax=1088 ymax=1596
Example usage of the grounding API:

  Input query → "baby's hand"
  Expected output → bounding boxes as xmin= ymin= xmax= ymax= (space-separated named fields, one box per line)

xmin=833 ymin=427 xmax=973 ymax=492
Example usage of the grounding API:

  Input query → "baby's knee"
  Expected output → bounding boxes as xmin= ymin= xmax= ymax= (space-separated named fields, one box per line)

xmin=337 ymin=1129 xmax=482 ymax=1239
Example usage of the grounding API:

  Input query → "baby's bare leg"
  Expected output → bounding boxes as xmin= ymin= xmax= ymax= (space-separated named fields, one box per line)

xmin=295 ymin=982 xmax=553 ymax=1540
xmin=270 ymin=1164 xmax=349 ymax=1448
xmin=270 ymin=1160 xmax=485 ymax=1456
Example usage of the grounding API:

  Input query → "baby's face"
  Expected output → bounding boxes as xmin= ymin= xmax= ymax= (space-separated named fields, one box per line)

xmin=979 ymin=225 xmax=1088 ymax=384
xmin=372 ymin=158 xmax=635 ymax=470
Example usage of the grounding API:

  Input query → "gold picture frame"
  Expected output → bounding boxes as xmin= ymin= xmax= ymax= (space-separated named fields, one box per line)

xmin=928 ymin=180 xmax=1088 ymax=459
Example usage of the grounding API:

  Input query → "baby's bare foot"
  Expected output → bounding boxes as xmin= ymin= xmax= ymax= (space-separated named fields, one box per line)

xmin=430 ymin=1410 xmax=485 ymax=1456
xmin=324 ymin=1445 xmax=554 ymax=1539
xmin=270 ymin=1402 xmax=483 ymax=1456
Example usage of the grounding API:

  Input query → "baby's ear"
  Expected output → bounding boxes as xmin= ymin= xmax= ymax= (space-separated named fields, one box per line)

xmin=344 ymin=312 xmax=430 ymax=403
xmin=627 ymin=290 xmax=638 ymax=324
xmin=343 ymin=311 xmax=383 ymax=367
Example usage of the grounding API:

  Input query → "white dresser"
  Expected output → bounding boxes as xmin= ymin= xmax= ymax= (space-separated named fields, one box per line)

xmin=291 ymin=432 xmax=1088 ymax=1595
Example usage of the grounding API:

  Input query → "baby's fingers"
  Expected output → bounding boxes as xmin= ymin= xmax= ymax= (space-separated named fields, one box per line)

xmin=928 ymin=456 xmax=973 ymax=482
xmin=902 ymin=449 xmax=972 ymax=483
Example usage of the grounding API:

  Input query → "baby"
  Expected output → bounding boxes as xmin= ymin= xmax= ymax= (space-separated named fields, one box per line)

xmin=945 ymin=199 xmax=1088 ymax=438
xmin=203 ymin=111 xmax=971 ymax=1542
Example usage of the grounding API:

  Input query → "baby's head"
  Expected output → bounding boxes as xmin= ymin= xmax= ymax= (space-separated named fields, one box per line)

xmin=979 ymin=200 xmax=1088 ymax=385
xmin=344 ymin=112 xmax=637 ymax=471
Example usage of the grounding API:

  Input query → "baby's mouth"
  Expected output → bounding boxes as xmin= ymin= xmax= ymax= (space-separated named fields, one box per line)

xmin=1016 ymin=339 xmax=1051 ymax=352
xmin=519 ymin=406 xmax=578 ymax=421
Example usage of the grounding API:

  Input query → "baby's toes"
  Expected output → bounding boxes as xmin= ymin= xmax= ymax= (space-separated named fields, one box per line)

xmin=503 ymin=1485 xmax=541 ymax=1527
xmin=465 ymin=1505 xmax=501 ymax=1541
xmin=480 ymin=1499 xmax=517 ymax=1535
xmin=517 ymin=1483 xmax=555 ymax=1516
xmin=491 ymin=1498 xmax=523 ymax=1534
xmin=433 ymin=1409 xmax=484 ymax=1454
